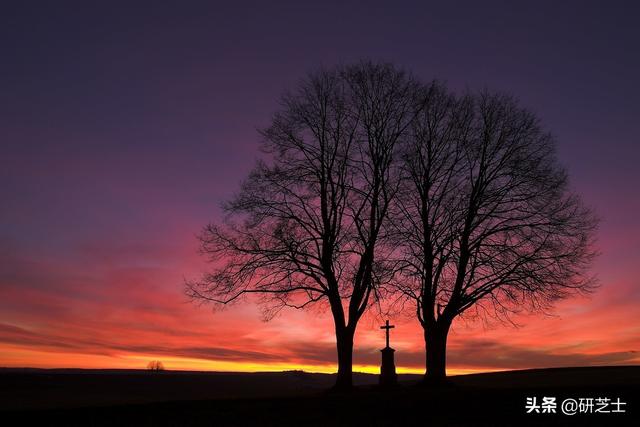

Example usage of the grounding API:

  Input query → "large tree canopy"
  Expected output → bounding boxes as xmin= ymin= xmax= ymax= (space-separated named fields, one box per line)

xmin=391 ymin=86 xmax=598 ymax=380
xmin=187 ymin=62 xmax=597 ymax=386
xmin=187 ymin=62 xmax=424 ymax=388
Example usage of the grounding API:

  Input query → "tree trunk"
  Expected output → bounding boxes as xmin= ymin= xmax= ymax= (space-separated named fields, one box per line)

xmin=334 ymin=326 xmax=354 ymax=390
xmin=424 ymin=320 xmax=451 ymax=382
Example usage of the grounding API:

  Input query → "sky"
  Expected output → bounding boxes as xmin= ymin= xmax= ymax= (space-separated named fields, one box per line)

xmin=1 ymin=1 xmax=638 ymax=375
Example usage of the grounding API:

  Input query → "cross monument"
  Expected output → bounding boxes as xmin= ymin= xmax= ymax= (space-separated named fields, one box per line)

xmin=381 ymin=319 xmax=395 ymax=348
xmin=379 ymin=319 xmax=397 ymax=386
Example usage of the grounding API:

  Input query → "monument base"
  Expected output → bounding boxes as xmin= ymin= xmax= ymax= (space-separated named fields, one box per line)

xmin=379 ymin=346 xmax=397 ymax=386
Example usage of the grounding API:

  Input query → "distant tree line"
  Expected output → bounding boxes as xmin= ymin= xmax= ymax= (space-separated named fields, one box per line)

xmin=186 ymin=61 xmax=597 ymax=389
xmin=147 ymin=360 xmax=165 ymax=371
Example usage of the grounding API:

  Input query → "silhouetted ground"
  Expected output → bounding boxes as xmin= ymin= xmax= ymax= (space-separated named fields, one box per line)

xmin=0 ymin=366 xmax=637 ymax=426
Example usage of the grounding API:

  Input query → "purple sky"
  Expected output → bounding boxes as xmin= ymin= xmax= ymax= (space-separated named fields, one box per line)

xmin=1 ymin=1 xmax=638 ymax=372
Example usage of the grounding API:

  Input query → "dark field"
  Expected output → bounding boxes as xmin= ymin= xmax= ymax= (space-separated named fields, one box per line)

xmin=1 ymin=366 xmax=638 ymax=426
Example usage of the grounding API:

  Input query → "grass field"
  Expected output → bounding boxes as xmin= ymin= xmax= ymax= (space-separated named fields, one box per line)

xmin=1 ymin=366 xmax=637 ymax=426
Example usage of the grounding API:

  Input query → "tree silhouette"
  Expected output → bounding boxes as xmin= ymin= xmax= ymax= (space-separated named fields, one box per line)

xmin=390 ymin=86 xmax=598 ymax=381
xmin=147 ymin=360 xmax=165 ymax=371
xmin=187 ymin=62 xmax=424 ymax=389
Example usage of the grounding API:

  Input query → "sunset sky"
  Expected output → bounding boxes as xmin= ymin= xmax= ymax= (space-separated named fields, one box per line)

xmin=1 ymin=1 xmax=638 ymax=375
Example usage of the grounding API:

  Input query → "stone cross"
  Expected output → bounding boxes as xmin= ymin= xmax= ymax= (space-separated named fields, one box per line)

xmin=380 ymin=320 xmax=395 ymax=348
xmin=379 ymin=319 xmax=397 ymax=386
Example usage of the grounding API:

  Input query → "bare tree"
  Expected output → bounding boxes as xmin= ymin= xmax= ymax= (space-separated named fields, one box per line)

xmin=147 ymin=360 xmax=165 ymax=371
xmin=187 ymin=62 xmax=423 ymax=389
xmin=391 ymin=88 xmax=598 ymax=382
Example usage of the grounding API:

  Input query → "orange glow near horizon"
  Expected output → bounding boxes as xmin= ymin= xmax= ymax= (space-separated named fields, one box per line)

xmin=1 ymin=217 xmax=639 ymax=375
xmin=1 ymin=240 xmax=638 ymax=376
xmin=0 ymin=344 xmax=502 ymax=376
